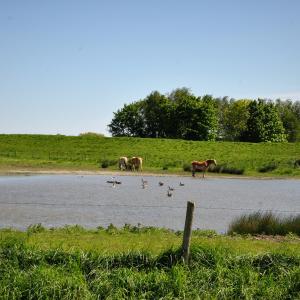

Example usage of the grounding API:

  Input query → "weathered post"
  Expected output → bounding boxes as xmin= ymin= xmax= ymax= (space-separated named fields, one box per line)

xmin=182 ymin=201 xmax=195 ymax=264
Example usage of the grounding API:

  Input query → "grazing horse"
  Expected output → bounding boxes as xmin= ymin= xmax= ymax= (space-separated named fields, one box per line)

xmin=118 ymin=156 xmax=128 ymax=170
xmin=191 ymin=159 xmax=217 ymax=178
xmin=129 ymin=157 xmax=143 ymax=171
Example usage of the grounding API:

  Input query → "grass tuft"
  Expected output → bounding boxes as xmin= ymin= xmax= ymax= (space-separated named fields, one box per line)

xmin=228 ymin=212 xmax=300 ymax=236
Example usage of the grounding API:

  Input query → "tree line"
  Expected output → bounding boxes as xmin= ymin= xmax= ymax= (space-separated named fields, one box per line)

xmin=108 ymin=88 xmax=300 ymax=142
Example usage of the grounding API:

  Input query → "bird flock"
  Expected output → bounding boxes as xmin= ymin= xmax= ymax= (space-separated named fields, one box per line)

xmin=106 ymin=176 xmax=185 ymax=198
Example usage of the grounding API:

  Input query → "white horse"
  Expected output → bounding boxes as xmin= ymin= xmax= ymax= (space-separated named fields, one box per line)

xmin=118 ymin=156 xmax=128 ymax=170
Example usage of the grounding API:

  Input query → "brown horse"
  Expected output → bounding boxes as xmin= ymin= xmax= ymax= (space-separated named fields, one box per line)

xmin=128 ymin=157 xmax=143 ymax=171
xmin=191 ymin=159 xmax=217 ymax=178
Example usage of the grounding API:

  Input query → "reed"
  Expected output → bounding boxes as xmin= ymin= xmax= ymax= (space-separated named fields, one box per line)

xmin=228 ymin=212 xmax=300 ymax=236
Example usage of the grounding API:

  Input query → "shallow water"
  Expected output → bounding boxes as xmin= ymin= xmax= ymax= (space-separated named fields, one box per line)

xmin=0 ymin=174 xmax=299 ymax=233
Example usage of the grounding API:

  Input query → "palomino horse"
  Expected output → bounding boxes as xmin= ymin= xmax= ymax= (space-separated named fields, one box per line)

xmin=129 ymin=157 xmax=143 ymax=171
xmin=191 ymin=159 xmax=217 ymax=178
xmin=118 ymin=156 xmax=128 ymax=171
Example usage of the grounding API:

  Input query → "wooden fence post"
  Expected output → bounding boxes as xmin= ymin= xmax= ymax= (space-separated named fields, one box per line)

xmin=182 ymin=201 xmax=195 ymax=264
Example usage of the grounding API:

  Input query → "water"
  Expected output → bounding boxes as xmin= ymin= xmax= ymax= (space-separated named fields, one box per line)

xmin=0 ymin=174 xmax=299 ymax=233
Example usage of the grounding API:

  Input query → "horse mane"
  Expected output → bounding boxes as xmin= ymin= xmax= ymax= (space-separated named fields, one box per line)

xmin=206 ymin=159 xmax=217 ymax=165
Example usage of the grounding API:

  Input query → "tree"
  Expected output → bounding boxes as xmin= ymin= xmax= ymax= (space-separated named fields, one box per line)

xmin=169 ymin=88 xmax=198 ymax=139
xmin=214 ymin=96 xmax=230 ymax=140
xmin=108 ymin=102 xmax=145 ymax=137
xmin=194 ymin=95 xmax=219 ymax=141
xmin=242 ymin=100 xmax=287 ymax=142
xmin=142 ymin=91 xmax=172 ymax=138
xmin=276 ymin=99 xmax=300 ymax=142
xmin=169 ymin=90 xmax=218 ymax=141
xmin=108 ymin=88 xmax=219 ymax=141
xmin=222 ymin=99 xmax=251 ymax=141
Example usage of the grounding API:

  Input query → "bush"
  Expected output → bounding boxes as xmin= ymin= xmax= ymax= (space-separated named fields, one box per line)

xmin=209 ymin=164 xmax=245 ymax=175
xmin=258 ymin=162 xmax=278 ymax=173
xmin=100 ymin=159 xmax=117 ymax=168
xmin=101 ymin=160 xmax=109 ymax=168
xmin=294 ymin=159 xmax=300 ymax=168
xmin=182 ymin=163 xmax=191 ymax=172
xmin=79 ymin=132 xmax=105 ymax=137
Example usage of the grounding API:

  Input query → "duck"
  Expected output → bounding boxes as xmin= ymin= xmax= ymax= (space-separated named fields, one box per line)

xmin=107 ymin=177 xmax=122 ymax=185
xmin=159 ymin=181 xmax=164 ymax=186
xmin=106 ymin=180 xmax=122 ymax=184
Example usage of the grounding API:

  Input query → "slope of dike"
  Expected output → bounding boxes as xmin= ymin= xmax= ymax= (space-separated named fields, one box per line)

xmin=0 ymin=134 xmax=299 ymax=178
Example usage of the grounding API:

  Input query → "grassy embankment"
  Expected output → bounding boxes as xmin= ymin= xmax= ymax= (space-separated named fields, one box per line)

xmin=0 ymin=134 xmax=299 ymax=177
xmin=0 ymin=225 xmax=299 ymax=299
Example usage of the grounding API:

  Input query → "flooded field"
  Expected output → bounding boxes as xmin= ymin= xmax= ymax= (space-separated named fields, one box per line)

xmin=0 ymin=174 xmax=299 ymax=233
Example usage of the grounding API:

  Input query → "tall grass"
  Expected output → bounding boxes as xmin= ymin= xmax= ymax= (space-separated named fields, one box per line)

xmin=228 ymin=212 xmax=300 ymax=236
xmin=0 ymin=234 xmax=299 ymax=299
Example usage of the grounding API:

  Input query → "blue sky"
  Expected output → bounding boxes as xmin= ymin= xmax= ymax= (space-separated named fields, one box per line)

xmin=1 ymin=0 xmax=299 ymax=136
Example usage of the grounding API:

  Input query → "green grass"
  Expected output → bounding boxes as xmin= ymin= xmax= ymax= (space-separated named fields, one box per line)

xmin=1 ymin=225 xmax=300 ymax=256
xmin=0 ymin=226 xmax=299 ymax=299
xmin=0 ymin=134 xmax=300 ymax=177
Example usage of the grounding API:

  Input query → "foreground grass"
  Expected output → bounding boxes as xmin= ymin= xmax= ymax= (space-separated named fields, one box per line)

xmin=0 ymin=226 xmax=299 ymax=299
xmin=0 ymin=134 xmax=300 ymax=177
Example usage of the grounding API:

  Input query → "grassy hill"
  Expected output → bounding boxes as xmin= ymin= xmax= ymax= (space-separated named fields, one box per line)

xmin=0 ymin=134 xmax=299 ymax=177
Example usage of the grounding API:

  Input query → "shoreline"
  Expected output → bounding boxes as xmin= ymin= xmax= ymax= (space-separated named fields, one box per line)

xmin=0 ymin=168 xmax=299 ymax=180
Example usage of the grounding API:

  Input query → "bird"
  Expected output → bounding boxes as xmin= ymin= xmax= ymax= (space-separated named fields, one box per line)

xmin=106 ymin=176 xmax=121 ymax=187
xmin=111 ymin=176 xmax=116 ymax=188
xmin=141 ymin=178 xmax=148 ymax=189
xmin=167 ymin=190 xmax=173 ymax=197
xmin=106 ymin=176 xmax=122 ymax=185
xmin=159 ymin=181 xmax=164 ymax=186
xmin=141 ymin=178 xmax=148 ymax=186
xmin=168 ymin=186 xmax=175 ymax=191
xmin=179 ymin=182 xmax=185 ymax=186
